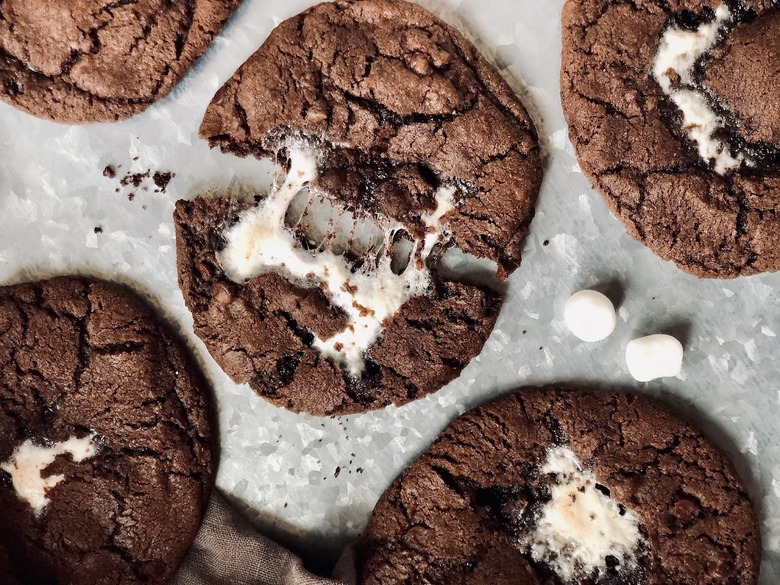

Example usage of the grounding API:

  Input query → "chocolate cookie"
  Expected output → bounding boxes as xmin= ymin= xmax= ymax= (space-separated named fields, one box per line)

xmin=175 ymin=0 xmax=542 ymax=416
xmin=0 ymin=277 xmax=217 ymax=584
xmin=561 ymin=0 xmax=780 ymax=278
xmin=0 ymin=0 xmax=241 ymax=124
xmin=358 ymin=388 xmax=761 ymax=584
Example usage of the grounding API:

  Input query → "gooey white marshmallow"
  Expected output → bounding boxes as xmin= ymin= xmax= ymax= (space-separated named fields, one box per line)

xmin=526 ymin=447 xmax=644 ymax=581
xmin=626 ymin=334 xmax=684 ymax=382
xmin=653 ymin=4 xmax=750 ymax=174
xmin=1 ymin=433 xmax=99 ymax=516
xmin=564 ymin=290 xmax=617 ymax=342
xmin=218 ymin=145 xmax=456 ymax=377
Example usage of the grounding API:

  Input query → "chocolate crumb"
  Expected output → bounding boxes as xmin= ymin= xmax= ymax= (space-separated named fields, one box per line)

xmin=94 ymin=226 xmax=103 ymax=234
xmin=103 ymin=165 xmax=116 ymax=179
xmin=120 ymin=171 xmax=150 ymax=189
xmin=153 ymin=171 xmax=175 ymax=193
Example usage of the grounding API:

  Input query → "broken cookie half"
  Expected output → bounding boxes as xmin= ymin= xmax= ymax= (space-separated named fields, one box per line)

xmin=175 ymin=0 xmax=542 ymax=415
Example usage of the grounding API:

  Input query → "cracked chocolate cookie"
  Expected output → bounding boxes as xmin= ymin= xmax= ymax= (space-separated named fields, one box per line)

xmin=561 ymin=0 xmax=780 ymax=278
xmin=0 ymin=277 xmax=217 ymax=584
xmin=358 ymin=388 xmax=761 ymax=584
xmin=175 ymin=0 xmax=542 ymax=416
xmin=0 ymin=0 xmax=241 ymax=124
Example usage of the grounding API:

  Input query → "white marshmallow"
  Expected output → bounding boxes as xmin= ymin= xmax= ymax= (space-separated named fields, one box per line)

xmin=524 ymin=447 xmax=644 ymax=581
xmin=218 ymin=144 xmax=457 ymax=377
xmin=625 ymin=334 xmax=684 ymax=382
xmin=564 ymin=290 xmax=617 ymax=342
xmin=1 ymin=433 xmax=99 ymax=516
xmin=652 ymin=3 xmax=750 ymax=174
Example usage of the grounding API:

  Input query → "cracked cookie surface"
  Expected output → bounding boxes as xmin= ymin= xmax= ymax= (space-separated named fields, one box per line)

xmin=561 ymin=0 xmax=780 ymax=278
xmin=175 ymin=0 xmax=542 ymax=416
xmin=0 ymin=277 xmax=217 ymax=584
xmin=0 ymin=0 xmax=241 ymax=123
xmin=357 ymin=388 xmax=761 ymax=584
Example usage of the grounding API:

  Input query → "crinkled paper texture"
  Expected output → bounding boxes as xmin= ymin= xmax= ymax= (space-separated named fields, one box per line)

xmin=0 ymin=0 xmax=777 ymax=581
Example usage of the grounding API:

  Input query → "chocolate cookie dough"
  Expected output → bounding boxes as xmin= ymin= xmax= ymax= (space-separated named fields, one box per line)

xmin=561 ymin=0 xmax=780 ymax=278
xmin=0 ymin=0 xmax=241 ymax=124
xmin=358 ymin=388 xmax=761 ymax=584
xmin=0 ymin=277 xmax=217 ymax=584
xmin=175 ymin=0 xmax=542 ymax=416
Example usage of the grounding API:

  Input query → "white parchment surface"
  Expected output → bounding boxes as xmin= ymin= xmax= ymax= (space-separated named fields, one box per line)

xmin=0 ymin=0 xmax=777 ymax=581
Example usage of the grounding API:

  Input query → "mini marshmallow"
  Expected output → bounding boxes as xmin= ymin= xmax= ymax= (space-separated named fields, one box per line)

xmin=564 ymin=290 xmax=617 ymax=342
xmin=626 ymin=334 xmax=684 ymax=382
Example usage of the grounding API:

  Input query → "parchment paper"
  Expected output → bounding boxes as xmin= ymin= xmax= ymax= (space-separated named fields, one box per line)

xmin=0 ymin=0 xmax=777 ymax=581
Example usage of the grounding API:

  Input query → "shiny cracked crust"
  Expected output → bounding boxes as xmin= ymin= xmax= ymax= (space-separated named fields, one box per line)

xmin=561 ymin=0 xmax=780 ymax=278
xmin=358 ymin=389 xmax=761 ymax=585
xmin=0 ymin=277 xmax=217 ymax=585
xmin=176 ymin=0 xmax=542 ymax=416
xmin=0 ymin=0 xmax=241 ymax=124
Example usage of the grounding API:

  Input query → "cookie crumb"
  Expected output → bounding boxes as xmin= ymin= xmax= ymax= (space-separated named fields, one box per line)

xmin=103 ymin=165 xmax=116 ymax=179
xmin=152 ymin=171 xmax=175 ymax=193
xmin=120 ymin=171 xmax=150 ymax=189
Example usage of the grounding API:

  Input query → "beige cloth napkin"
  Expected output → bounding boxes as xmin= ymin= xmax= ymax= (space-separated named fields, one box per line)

xmin=173 ymin=492 xmax=357 ymax=585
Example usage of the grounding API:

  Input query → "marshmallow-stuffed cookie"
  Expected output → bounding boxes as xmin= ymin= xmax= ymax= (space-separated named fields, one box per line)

xmin=0 ymin=277 xmax=217 ymax=585
xmin=357 ymin=388 xmax=761 ymax=584
xmin=562 ymin=0 xmax=780 ymax=278
xmin=174 ymin=0 xmax=542 ymax=415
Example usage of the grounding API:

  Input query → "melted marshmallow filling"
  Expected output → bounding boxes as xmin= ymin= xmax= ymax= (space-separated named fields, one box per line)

xmin=523 ymin=447 xmax=644 ymax=582
xmin=1 ymin=433 xmax=100 ymax=516
xmin=218 ymin=145 xmax=457 ymax=377
xmin=653 ymin=4 xmax=752 ymax=174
